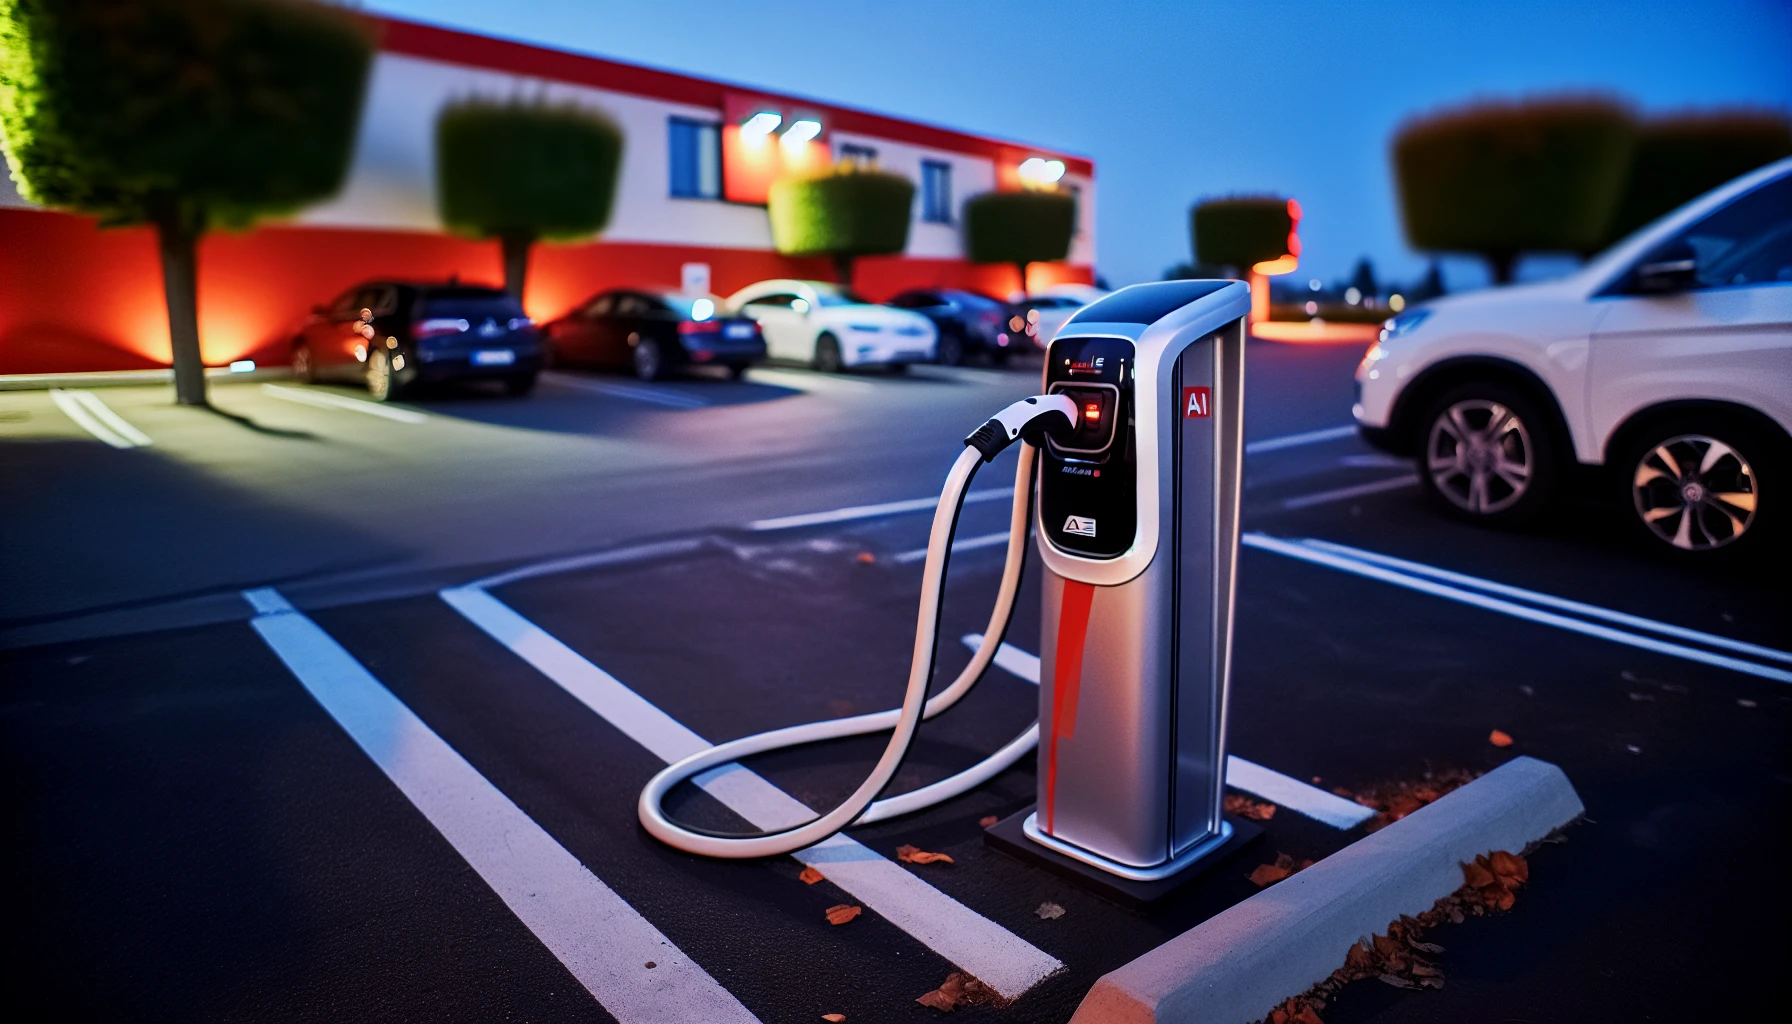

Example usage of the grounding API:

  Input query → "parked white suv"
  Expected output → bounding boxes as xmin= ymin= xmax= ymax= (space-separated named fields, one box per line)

xmin=726 ymin=279 xmax=936 ymax=372
xmin=1357 ymin=157 xmax=1791 ymax=558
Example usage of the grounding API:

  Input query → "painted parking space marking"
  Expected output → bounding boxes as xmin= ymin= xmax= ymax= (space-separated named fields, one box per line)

xmin=959 ymin=634 xmax=1372 ymax=828
xmin=894 ymin=529 xmax=1011 ymax=564
xmin=242 ymin=587 xmax=759 ymax=1024
xmin=1279 ymin=473 xmax=1419 ymax=510
xmin=1298 ymin=536 xmax=1792 ymax=666
xmin=749 ymin=488 xmax=1010 ymax=531
xmin=48 ymin=389 xmax=152 ymax=448
xmin=543 ymin=373 xmax=709 ymax=409
xmin=1244 ymin=423 xmax=1357 ymax=455
xmin=744 ymin=367 xmax=879 ymax=394
xmin=1243 ymin=533 xmax=1792 ymax=684
xmin=442 ymin=585 xmax=1064 ymax=1000
xmin=260 ymin=383 xmax=429 ymax=424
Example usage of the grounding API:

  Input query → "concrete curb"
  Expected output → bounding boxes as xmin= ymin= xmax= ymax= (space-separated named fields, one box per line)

xmin=0 ymin=367 xmax=290 ymax=390
xmin=1069 ymin=756 xmax=1584 ymax=1024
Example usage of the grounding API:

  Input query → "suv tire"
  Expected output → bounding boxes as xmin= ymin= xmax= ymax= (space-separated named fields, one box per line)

xmin=1617 ymin=414 xmax=1780 ymax=560
xmin=1416 ymin=381 xmax=1561 ymax=527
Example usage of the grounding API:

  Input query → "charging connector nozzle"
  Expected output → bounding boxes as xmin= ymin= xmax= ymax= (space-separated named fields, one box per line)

xmin=964 ymin=394 xmax=1080 ymax=462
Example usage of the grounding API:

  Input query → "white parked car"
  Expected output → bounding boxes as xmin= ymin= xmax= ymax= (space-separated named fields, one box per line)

xmin=726 ymin=279 xmax=936 ymax=372
xmin=1357 ymin=156 xmax=1791 ymax=558
xmin=1011 ymin=284 xmax=1109 ymax=351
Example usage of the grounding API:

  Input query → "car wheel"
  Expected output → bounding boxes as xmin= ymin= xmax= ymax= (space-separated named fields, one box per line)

xmin=292 ymin=342 xmax=316 ymax=384
xmin=727 ymin=363 xmax=750 ymax=380
xmin=988 ymin=349 xmax=1009 ymax=367
xmin=886 ymin=362 xmax=909 ymax=374
xmin=633 ymin=337 xmax=665 ymax=381
xmin=935 ymin=332 xmax=964 ymax=366
xmin=365 ymin=347 xmax=404 ymax=402
xmin=503 ymin=373 xmax=538 ymax=397
xmin=1619 ymin=416 xmax=1778 ymax=559
xmin=814 ymin=333 xmax=843 ymax=373
xmin=1417 ymin=382 xmax=1559 ymax=526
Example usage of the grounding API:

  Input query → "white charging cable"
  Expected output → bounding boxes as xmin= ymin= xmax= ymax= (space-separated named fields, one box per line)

xmin=638 ymin=394 xmax=1078 ymax=858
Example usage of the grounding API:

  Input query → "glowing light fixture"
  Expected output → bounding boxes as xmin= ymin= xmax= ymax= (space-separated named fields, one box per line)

xmin=691 ymin=297 xmax=715 ymax=322
xmin=1250 ymin=197 xmax=1305 ymax=277
xmin=1388 ymin=294 xmax=1406 ymax=312
xmin=782 ymin=119 xmax=821 ymax=146
xmin=741 ymin=111 xmax=781 ymax=141
xmin=228 ymin=359 xmax=255 ymax=373
xmin=1017 ymin=156 xmax=1067 ymax=186
xmin=1345 ymin=287 xmax=1362 ymax=305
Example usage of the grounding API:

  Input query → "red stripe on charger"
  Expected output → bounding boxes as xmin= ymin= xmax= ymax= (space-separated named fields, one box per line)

xmin=1043 ymin=579 xmax=1096 ymax=834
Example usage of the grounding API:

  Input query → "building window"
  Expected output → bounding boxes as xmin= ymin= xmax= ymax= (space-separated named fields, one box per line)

xmin=920 ymin=160 xmax=952 ymax=223
xmin=838 ymin=142 xmax=878 ymax=166
xmin=668 ymin=117 xmax=720 ymax=199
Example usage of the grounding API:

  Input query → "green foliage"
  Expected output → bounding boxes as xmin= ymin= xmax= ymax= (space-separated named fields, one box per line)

xmin=1392 ymin=96 xmax=1635 ymax=280
xmin=435 ymin=98 xmax=623 ymax=244
xmin=964 ymin=190 xmax=1075 ymax=267
xmin=1191 ymin=196 xmax=1292 ymax=270
xmin=0 ymin=0 xmax=374 ymax=231
xmin=1602 ymin=109 xmax=1792 ymax=246
xmin=767 ymin=166 xmax=915 ymax=259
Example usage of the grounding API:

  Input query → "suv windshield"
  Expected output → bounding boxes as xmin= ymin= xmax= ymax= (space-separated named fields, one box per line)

xmin=420 ymin=288 xmax=524 ymax=320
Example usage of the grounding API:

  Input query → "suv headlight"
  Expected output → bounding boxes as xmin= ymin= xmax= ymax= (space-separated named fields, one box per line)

xmin=1379 ymin=308 xmax=1431 ymax=342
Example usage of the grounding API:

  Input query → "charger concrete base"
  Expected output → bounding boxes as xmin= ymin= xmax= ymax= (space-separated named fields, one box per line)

xmin=984 ymin=807 xmax=1263 ymax=907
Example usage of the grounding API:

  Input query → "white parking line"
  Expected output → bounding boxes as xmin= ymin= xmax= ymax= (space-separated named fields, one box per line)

xmin=748 ymin=488 xmax=1010 ymax=531
xmin=743 ymin=367 xmax=879 ymax=394
xmin=260 ymin=383 xmax=429 ymax=424
xmin=48 ymin=389 xmax=152 ymax=447
xmin=1299 ymin=537 xmax=1792 ymax=667
xmin=1242 ymin=533 xmax=1792 ymax=684
xmin=1245 ymin=424 xmax=1357 ymax=455
xmin=242 ymin=587 xmax=759 ymax=1024
xmin=442 ymin=586 xmax=1064 ymax=1000
xmin=544 ymin=373 xmax=709 ymax=409
xmin=893 ymin=529 xmax=1011 ymax=564
xmin=958 ymin=634 xmax=1373 ymax=829
xmin=1279 ymin=473 xmax=1419 ymax=510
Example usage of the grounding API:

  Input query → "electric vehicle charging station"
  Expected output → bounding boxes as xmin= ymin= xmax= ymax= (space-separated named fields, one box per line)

xmin=640 ymin=279 xmax=1254 ymax=900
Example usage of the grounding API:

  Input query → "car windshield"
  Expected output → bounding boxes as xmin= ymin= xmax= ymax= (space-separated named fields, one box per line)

xmin=815 ymin=290 xmax=873 ymax=306
xmin=421 ymin=288 xmax=524 ymax=320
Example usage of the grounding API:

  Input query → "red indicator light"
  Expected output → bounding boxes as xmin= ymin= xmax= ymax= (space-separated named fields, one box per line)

xmin=1084 ymin=402 xmax=1101 ymax=422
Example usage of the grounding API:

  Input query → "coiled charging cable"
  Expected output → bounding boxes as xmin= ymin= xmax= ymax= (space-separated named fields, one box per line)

xmin=638 ymin=394 xmax=1078 ymax=858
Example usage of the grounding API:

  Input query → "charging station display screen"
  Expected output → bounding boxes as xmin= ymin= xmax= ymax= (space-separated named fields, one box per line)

xmin=1040 ymin=336 xmax=1135 ymax=558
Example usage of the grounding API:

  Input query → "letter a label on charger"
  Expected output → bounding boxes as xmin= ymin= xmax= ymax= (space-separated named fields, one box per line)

xmin=1182 ymin=386 xmax=1211 ymax=419
xmin=1063 ymin=516 xmax=1098 ymax=537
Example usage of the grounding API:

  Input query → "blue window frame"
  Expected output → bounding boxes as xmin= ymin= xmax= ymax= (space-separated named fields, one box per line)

xmin=921 ymin=160 xmax=952 ymax=224
xmin=668 ymin=117 xmax=721 ymax=199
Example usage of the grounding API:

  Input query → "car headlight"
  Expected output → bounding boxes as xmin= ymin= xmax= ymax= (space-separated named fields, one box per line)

xmin=1378 ymin=308 xmax=1431 ymax=342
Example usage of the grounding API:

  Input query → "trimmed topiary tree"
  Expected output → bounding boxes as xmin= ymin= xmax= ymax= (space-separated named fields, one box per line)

xmin=964 ymin=189 xmax=1075 ymax=294
xmin=1393 ymin=96 xmax=1635 ymax=283
xmin=767 ymin=164 xmax=914 ymax=286
xmin=1191 ymin=196 xmax=1294 ymax=275
xmin=1600 ymin=109 xmax=1792 ymax=248
xmin=436 ymin=99 xmax=623 ymax=300
xmin=0 ymin=0 xmax=374 ymax=405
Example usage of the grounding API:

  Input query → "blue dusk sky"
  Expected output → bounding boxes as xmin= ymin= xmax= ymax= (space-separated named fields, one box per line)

xmin=374 ymin=0 xmax=1792 ymax=291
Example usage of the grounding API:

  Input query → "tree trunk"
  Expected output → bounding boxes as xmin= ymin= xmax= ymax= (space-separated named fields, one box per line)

xmin=831 ymin=252 xmax=854 ymax=287
xmin=1015 ymin=261 xmax=1030 ymax=296
xmin=155 ymin=217 xmax=207 ymax=407
xmin=501 ymin=232 xmax=534 ymax=300
xmin=1486 ymin=251 xmax=1518 ymax=285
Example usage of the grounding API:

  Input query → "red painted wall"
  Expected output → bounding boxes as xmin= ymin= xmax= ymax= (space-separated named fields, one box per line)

xmin=0 ymin=208 xmax=1090 ymax=374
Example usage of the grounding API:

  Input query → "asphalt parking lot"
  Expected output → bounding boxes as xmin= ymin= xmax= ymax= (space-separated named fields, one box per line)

xmin=3 ymin=343 xmax=1787 ymax=1022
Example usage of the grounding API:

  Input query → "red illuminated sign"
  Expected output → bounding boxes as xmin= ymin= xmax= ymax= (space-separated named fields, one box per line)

xmin=1182 ymin=386 xmax=1211 ymax=419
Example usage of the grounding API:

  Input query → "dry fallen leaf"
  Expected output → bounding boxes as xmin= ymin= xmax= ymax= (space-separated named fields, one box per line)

xmin=1488 ymin=729 xmax=1514 ymax=747
xmin=825 ymin=904 xmax=862 ymax=926
xmin=822 ymin=1015 xmax=846 ymax=1022
xmin=856 ymin=552 xmax=875 ymax=564
xmin=1462 ymin=858 xmax=1495 ymax=888
xmin=1035 ymin=901 xmax=1065 ymax=920
xmin=915 ymin=971 xmax=1001 ymax=1013
xmin=1249 ymin=862 xmax=1292 ymax=887
xmin=1489 ymin=850 xmax=1528 ymax=888
xmin=978 ymin=815 xmax=999 ymax=828
xmin=1223 ymin=794 xmax=1278 ymax=821
xmin=896 ymin=844 xmax=955 ymax=865
xmin=798 ymin=866 xmax=825 ymax=885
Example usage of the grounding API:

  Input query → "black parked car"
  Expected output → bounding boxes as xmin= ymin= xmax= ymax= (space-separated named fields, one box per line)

xmin=883 ymin=288 xmax=1016 ymax=365
xmin=542 ymin=289 xmax=766 ymax=381
xmin=292 ymin=281 xmax=542 ymax=400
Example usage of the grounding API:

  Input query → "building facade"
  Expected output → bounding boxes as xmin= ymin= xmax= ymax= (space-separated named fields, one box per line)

xmin=0 ymin=16 xmax=1095 ymax=374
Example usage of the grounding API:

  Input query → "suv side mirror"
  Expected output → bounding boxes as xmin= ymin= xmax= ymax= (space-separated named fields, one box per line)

xmin=1634 ymin=241 xmax=1698 ymax=294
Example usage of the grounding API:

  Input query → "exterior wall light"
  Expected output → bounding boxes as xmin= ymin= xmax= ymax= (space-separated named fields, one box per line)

xmin=1018 ymin=156 xmax=1067 ymax=187
xmin=782 ymin=119 xmax=821 ymax=145
xmin=741 ymin=111 xmax=781 ymax=142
